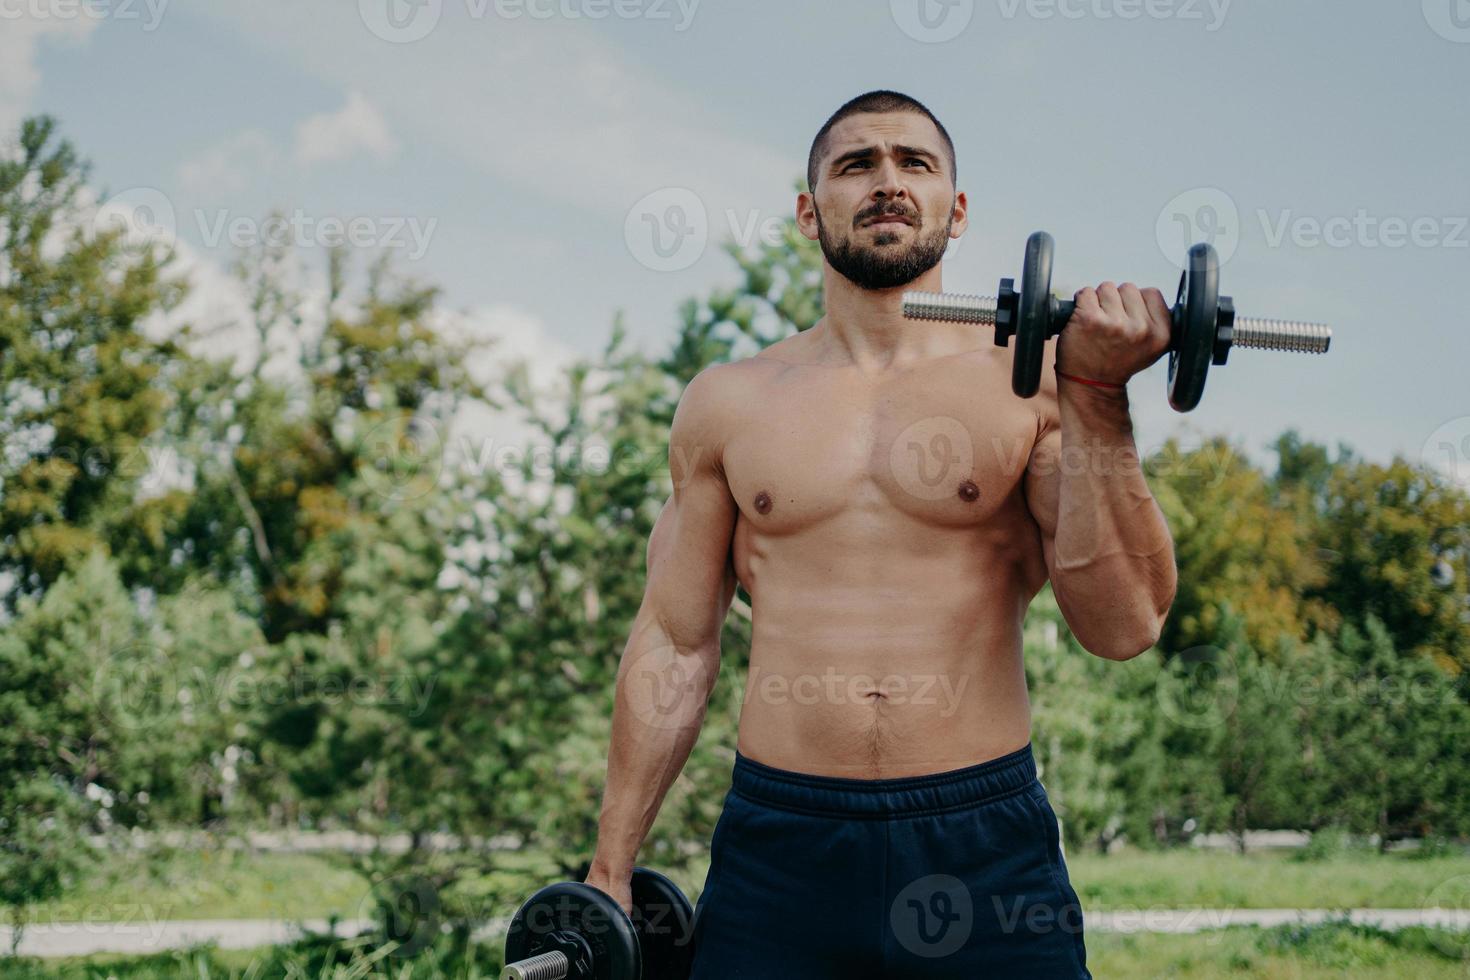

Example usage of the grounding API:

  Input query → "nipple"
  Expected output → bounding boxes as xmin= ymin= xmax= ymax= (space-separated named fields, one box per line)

xmin=754 ymin=491 xmax=773 ymax=515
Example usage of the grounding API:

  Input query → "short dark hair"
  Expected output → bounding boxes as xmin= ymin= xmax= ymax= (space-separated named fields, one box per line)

xmin=806 ymin=90 xmax=956 ymax=194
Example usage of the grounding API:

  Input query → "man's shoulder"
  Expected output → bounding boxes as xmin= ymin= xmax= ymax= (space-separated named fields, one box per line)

xmin=681 ymin=343 xmax=796 ymax=404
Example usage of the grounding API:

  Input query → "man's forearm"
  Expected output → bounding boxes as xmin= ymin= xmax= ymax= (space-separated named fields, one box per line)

xmin=1050 ymin=381 xmax=1177 ymax=659
xmin=590 ymin=618 xmax=719 ymax=874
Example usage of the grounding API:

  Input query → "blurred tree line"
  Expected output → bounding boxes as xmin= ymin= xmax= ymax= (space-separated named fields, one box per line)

xmin=2 ymin=118 xmax=1469 ymax=938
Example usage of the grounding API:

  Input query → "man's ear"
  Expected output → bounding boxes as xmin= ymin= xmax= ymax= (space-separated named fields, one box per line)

xmin=795 ymin=191 xmax=819 ymax=242
xmin=949 ymin=190 xmax=969 ymax=239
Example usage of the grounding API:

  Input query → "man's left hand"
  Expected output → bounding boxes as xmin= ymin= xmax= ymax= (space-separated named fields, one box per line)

xmin=1055 ymin=282 xmax=1173 ymax=387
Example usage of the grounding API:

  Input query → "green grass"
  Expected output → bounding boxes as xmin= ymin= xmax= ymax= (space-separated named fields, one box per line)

xmin=17 ymin=843 xmax=1470 ymax=928
xmin=17 ymin=847 xmax=371 ymax=926
xmin=1087 ymin=919 xmax=1470 ymax=978
xmin=1067 ymin=845 xmax=1470 ymax=911
xmin=2 ymin=921 xmax=1467 ymax=979
xmin=8 ymin=844 xmax=1470 ymax=979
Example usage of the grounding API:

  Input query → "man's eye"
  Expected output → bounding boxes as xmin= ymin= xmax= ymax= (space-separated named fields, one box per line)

xmin=843 ymin=161 xmax=870 ymax=172
xmin=905 ymin=158 xmax=930 ymax=168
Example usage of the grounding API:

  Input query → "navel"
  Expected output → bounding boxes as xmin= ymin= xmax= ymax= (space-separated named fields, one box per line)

xmin=754 ymin=490 xmax=773 ymax=515
xmin=957 ymin=480 xmax=980 ymax=503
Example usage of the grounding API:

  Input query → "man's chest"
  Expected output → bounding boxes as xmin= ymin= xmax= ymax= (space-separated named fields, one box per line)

xmin=720 ymin=356 xmax=1042 ymax=532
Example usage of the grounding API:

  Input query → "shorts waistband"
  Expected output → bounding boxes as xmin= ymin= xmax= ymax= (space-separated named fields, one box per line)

xmin=730 ymin=743 xmax=1038 ymax=819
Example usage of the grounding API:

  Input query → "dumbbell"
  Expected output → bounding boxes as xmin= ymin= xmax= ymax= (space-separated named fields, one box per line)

xmin=902 ymin=231 xmax=1333 ymax=412
xmin=501 ymin=867 xmax=695 ymax=980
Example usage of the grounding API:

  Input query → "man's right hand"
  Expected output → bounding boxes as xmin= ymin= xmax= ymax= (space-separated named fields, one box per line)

xmin=583 ymin=864 xmax=634 ymax=917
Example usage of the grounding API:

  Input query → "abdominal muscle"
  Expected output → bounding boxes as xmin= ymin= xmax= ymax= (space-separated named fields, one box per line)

xmin=731 ymin=523 xmax=1038 ymax=780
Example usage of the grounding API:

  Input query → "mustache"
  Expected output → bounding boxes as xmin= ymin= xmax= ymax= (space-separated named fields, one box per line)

xmin=855 ymin=204 xmax=919 ymax=226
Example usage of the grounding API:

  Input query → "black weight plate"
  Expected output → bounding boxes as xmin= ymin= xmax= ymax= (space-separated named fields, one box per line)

xmin=1013 ymin=231 xmax=1054 ymax=398
xmin=630 ymin=868 xmax=695 ymax=980
xmin=1167 ymin=243 xmax=1219 ymax=412
xmin=504 ymin=881 xmax=640 ymax=980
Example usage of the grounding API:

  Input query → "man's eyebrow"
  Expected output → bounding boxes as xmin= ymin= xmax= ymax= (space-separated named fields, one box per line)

xmin=828 ymin=144 xmax=942 ymax=171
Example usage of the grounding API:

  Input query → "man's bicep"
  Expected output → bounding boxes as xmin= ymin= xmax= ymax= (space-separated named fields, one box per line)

xmin=641 ymin=374 xmax=739 ymax=648
xmin=1023 ymin=417 xmax=1061 ymax=581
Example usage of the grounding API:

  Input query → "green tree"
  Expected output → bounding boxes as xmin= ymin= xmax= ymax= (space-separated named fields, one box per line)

xmin=0 ymin=116 xmax=188 ymax=608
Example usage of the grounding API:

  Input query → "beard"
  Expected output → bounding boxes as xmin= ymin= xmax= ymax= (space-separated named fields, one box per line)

xmin=815 ymin=201 xmax=953 ymax=291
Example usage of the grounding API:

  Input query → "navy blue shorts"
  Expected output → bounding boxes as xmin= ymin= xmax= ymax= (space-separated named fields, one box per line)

xmin=688 ymin=743 xmax=1091 ymax=979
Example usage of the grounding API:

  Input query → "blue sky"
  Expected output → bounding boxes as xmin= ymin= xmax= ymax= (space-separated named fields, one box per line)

xmin=7 ymin=0 xmax=1469 ymax=480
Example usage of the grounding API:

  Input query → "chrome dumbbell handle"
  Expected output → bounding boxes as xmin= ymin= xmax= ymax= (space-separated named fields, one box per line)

xmin=501 ymin=950 xmax=569 ymax=980
xmin=901 ymin=291 xmax=998 ymax=325
xmin=901 ymin=291 xmax=1332 ymax=355
xmin=1228 ymin=316 xmax=1332 ymax=354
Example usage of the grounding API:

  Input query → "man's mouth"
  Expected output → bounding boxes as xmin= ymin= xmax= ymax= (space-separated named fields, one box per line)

xmin=864 ymin=214 xmax=914 ymax=228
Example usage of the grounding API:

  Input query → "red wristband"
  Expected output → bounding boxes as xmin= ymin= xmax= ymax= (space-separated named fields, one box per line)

xmin=1054 ymin=368 xmax=1125 ymax=390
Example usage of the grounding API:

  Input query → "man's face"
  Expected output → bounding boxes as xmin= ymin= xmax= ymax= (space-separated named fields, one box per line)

xmin=803 ymin=112 xmax=962 ymax=291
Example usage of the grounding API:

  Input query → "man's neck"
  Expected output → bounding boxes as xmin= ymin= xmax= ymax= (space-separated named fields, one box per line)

xmin=815 ymin=265 xmax=950 ymax=371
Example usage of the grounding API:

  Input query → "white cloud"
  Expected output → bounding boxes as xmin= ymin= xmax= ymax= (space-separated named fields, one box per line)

xmin=186 ymin=4 xmax=793 ymax=220
xmin=177 ymin=128 xmax=281 ymax=197
xmin=293 ymin=90 xmax=397 ymax=167
xmin=0 ymin=14 xmax=96 ymax=139
xmin=431 ymin=304 xmax=588 ymax=491
xmin=175 ymin=93 xmax=397 ymax=200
